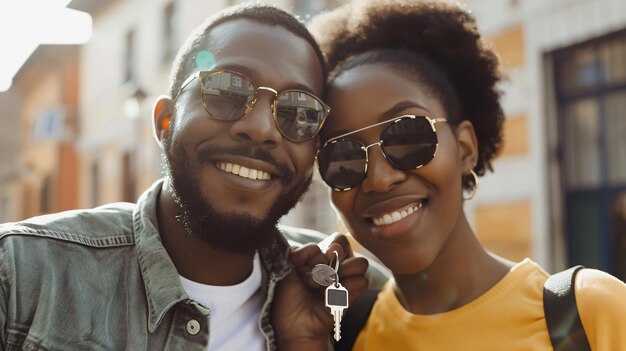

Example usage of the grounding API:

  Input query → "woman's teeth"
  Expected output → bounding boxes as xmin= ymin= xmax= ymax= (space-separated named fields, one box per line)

xmin=371 ymin=202 xmax=423 ymax=226
xmin=216 ymin=162 xmax=271 ymax=180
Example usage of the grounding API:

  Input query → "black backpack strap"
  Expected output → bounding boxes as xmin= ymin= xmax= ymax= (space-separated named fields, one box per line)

xmin=543 ymin=265 xmax=591 ymax=351
xmin=335 ymin=289 xmax=380 ymax=351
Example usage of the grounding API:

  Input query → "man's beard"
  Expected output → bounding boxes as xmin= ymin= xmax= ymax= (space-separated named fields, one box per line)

xmin=162 ymin=136 xmax=312 ymax=254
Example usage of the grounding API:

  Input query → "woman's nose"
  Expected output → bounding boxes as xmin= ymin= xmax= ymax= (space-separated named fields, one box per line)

xmin=359 ymin=146 xmax=407 ymax=193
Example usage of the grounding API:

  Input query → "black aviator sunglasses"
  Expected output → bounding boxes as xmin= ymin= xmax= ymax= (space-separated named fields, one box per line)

xmin=316 ymin=115 xmax=447 ymax=191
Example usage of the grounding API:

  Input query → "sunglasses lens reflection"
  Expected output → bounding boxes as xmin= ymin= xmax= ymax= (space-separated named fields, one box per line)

xmin=318 ymin=140 xmax=367 ymax=190
xmin=319 ymin=117 xmax=439 ymax=191
xmin=382 ymin=117 xmax=438 ymax=169
xmin=202 ymin=72 xmax=255 ymax=121
xmin=201 ymin=71 xmax=326 ymax=141
xmin=276 ymin=91 xmax=326 ymax=141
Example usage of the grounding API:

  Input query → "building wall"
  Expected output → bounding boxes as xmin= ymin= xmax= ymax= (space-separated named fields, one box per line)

xmin=0 ymin=43 xmax=83 ymax=222
xmin=463 ymin=0 xmax=626 ymax=270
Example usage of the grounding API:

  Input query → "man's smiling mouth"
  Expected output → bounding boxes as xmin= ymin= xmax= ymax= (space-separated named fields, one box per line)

xmin=216 ymin=161 xmax=272 ymax=181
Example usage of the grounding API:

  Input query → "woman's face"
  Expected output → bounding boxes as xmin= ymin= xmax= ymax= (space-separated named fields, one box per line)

xmin=325 ymin=64 xmax=472 ymax=274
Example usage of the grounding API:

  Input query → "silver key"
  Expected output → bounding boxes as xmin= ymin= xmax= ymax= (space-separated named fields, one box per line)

xmin=325 ymin=282 xmax=349 ymax=341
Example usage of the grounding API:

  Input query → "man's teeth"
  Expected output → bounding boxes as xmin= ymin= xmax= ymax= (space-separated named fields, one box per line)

xmin=216 ymin=162 xmax=271 ymax=180
xmin=372 ymin=202 xmax=424 ymax=226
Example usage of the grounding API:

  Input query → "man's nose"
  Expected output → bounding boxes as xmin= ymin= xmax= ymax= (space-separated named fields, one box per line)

xmin=229 ymin=90 xmax=282 ymax=146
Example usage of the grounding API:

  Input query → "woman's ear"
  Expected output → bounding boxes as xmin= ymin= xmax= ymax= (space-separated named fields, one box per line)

xmin=455 ymin=120 xmax=479 ymax=171
xmin=152 ymin=96 xmax=173 ymax=148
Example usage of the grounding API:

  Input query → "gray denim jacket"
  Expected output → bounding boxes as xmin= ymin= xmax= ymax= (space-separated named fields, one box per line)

xmin=0 ymin=179 xmax=354 ymax=351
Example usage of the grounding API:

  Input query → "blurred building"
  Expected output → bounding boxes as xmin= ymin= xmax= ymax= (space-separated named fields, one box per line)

xmin=463 ymin=0 xmax=626 ymax=280
xmin=0 ymin=0 xmax=625 ymax=279
xmin=4 ymin=45 xmax=81 ymax=220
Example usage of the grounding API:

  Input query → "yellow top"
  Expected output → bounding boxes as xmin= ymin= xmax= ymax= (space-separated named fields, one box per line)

xmin=354 ymin=258 xmax=626 ymax=350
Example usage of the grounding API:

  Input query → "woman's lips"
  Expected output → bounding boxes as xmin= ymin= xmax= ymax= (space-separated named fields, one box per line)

xmin=367 ymin=199 xmax=428 ymax=242
xmin=371 ymin=201 xmax=424 ymax=226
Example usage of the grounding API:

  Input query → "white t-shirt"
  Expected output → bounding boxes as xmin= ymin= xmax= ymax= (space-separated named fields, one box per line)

xmin=179 ymin=253 xmax=265 ymax=351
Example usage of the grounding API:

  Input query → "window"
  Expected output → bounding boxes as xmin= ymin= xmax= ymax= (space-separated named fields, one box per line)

xmin=297 ymin=92 xmax=308 ymax=101
xmin=552 ymin=29 xmax=626 ymax=276
xmin=231 ymin=76 xmax=242 ymax=87
xmin=124 ymin=29 xmax=136 ymax=83
xmin=605 ymin=91 xmax=626 ymax=183
xmin=162 ymin=2 xmax=177 ymax=64
xmin=555 ymin=30 xmax=626 ymax=187
xmin=562 ymin=98 xmax=601 ymax=187
xmin=32 ymin=107 xmax=66 ymax=141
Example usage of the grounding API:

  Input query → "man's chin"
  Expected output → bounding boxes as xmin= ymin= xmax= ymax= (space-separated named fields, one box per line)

xmin=171 ymin=192 xmax=280 ymax=253
xmin=207 ymin=203 xmax=273 ymax=223
xmin=176 ymin=180 xmax=312 ymax=253
xmin=162 ymin=145 xmax=313 ymax=253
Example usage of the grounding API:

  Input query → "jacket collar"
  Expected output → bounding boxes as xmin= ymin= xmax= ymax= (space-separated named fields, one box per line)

xmin=133 ymin=179 xmax=187 ymax=332
xmin=133 ymin=179 xmax=292 ymax=332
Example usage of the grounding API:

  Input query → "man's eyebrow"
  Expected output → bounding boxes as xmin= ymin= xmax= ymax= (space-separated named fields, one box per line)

xmin=212 ymin=64 xmax=316 ymax=94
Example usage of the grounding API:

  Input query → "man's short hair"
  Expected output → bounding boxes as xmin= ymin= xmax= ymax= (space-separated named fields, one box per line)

xmin=167 ymin=3 xmax=327 ymax=99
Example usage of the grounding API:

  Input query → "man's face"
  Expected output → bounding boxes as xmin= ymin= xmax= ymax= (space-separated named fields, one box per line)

xmin=161 ymin=19 xmax=323 ymax=252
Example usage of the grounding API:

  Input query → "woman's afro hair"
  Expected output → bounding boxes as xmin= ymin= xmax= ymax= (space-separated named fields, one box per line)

xmin=310 ymin=0 xmax=505 ymax=182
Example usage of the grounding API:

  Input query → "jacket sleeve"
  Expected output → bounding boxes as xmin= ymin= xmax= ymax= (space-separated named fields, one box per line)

xmin=575 ymin=268 xmax=626 ymax=350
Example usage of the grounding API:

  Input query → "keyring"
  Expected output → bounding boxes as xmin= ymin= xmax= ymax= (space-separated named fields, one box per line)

xmin=311 ymin=250 xmax=340 ymax=287
xmin=329 ymin=250 xmax=340 ymax=274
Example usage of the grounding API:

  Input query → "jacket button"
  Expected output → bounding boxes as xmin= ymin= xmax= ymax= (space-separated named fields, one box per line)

xmin=186 ymin=319 xmax=201 ymax=335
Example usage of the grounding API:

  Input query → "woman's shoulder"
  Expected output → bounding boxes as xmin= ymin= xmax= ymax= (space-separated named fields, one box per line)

xmin=575 ymin=268 xmax=626 ymax=298
xmin=574 ymin=269 xmax=626 ymax=347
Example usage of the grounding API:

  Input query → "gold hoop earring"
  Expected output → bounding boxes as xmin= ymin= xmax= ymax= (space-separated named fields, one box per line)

xmin=463 ymin=169 xmax=479 ymax=201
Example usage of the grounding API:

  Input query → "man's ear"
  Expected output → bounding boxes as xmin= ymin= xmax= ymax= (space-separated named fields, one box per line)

xmin=152 ymin=96 xmax=173 ymax=147
xmin=455 ymin=120 xmax=478 ymax=171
